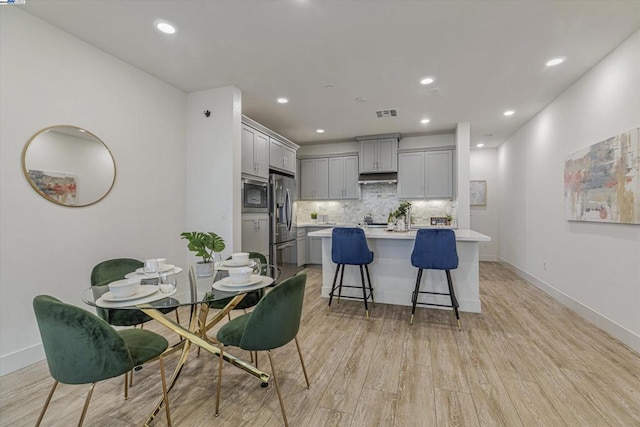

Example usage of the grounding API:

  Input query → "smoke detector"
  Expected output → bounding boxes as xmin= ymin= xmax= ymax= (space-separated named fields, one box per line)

xmin=375 ymin=109 xmax=397 ymax=118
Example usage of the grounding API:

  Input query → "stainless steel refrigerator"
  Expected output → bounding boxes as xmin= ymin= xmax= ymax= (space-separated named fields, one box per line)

xmin=270 ymin=172 xmax=298 ymax=282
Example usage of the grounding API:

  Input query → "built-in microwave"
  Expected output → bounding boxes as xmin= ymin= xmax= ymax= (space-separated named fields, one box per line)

xmin=241 ymin=178 xmax=268 ymax=213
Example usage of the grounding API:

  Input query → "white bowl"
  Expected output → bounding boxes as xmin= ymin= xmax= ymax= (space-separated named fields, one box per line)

xmin=108 ymin=279 xmax=140 ymax=298
xmin=232 ymin=252 xmax=250 ymax=264
xmin=228 ymin=267 xmax=252 ymax=284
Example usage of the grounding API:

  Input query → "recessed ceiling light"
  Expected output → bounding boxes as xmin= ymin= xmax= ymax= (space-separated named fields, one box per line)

xmin=277 ymin=98 xmax=289 ymax=104
xmin=420 ymin=118 xmax=430 ymax=124
xmin=316 ymin=129 xmax=325 ymax=134
xmin=355 ymin=97 xmax=367 ymax=103
xmin=546 ymin=57 xmax=565 ymax=67
xmin=503 ymin=110 xmax=515 ymax=116
xmin=476 ymin=143 xmax=484 ymax=148
xmin=156 ymin=22 xmax=176 ymax=34
xmin=78 ymin=129 xmax=86 ymax=133
xmin=324 ymin=85 xmax=334 ymax=89
xmin=420 ymin=77 xmax=435 ymax=85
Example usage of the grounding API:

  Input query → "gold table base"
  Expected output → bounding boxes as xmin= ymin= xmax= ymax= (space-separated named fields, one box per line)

xmin=139 ymin=292 xmax=270 ymax=426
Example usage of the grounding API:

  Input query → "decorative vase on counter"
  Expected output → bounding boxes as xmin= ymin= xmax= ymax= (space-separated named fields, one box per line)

xmin=396 ymin=217 xmax=405 ymax=231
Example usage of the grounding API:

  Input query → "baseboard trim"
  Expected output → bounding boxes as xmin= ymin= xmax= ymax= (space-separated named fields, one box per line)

xmin=1 ymin=343 xmax=45 ymax=377
xmin=497 ymin=257 xmax=640 ymax=353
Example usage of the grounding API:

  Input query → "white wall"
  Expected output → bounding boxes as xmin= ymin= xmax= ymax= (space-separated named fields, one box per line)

xmin=470 ymin=148 xmax=499 ymax=261
xmin=498 ymin=30 xmax=640 ymax=352
xmin=186 ymin=86 xmax=243 ymax=257
xmin=0 ymin=9 xmax=187 ymax=375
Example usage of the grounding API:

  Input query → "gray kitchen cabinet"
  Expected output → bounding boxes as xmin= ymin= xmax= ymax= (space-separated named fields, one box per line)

xmin=269 ymin=137 xmax=296 ymax=174
xmin=306 ymin=227 xmax=324 ymax=264
xmin=241 ymin=213 xmax=270 ymax=258
xmin=297 ymin=236 xmax=307 ymax=267
xmin=328 ymin=155 xmax=359 ymax=199
xmin=398 ymin=149 xmax=454 ymax=199
xmin=300 ymin=158 xmax=329 ymax=200
xmin=241 ymin=124 xmax=269 ymax=179
xmin=359 ymin=138 xmax=398 ymax=173
xmin=425 ymin=150 xmax=454 ymax=198
xmin=398 ymin=152 xmax=425 ymax=198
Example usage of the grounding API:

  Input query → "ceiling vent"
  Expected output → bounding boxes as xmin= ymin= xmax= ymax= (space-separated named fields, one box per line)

xmin=375 ymin=109 xmax=397 ymax=118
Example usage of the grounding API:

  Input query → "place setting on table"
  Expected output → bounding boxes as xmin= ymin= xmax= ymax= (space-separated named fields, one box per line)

xmin=209 ymin=252 xmax=274 ymax=295
xmin=90 ymin=258 xmax=183 ymax=309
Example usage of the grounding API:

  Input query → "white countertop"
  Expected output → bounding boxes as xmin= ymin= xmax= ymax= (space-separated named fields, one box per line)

xmin=307 ymin=227 xmax=491 ymax=242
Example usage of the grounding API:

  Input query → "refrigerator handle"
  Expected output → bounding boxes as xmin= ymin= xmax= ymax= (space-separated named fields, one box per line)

xmin=285 ymin=188 xmax=292 ymax=231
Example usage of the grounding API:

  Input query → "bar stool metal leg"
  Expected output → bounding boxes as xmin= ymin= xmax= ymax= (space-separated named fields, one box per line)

xmin=328 ymin=264 xmax=341 ymax=311
xmin=364 ymin=265 xmax=375 ymax=306
xmin=410 ymin=269 xmax=423 ymax=325
xmin=337 ymin=265 xmax=345 ymax=304
xmin=359 ymin=265 xmax=370 ymax=320
xmin=445 ymin=270 xmax=461 ymax=330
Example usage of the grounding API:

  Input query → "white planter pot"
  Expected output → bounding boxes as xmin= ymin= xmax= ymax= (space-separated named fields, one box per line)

xmin=195 ymin=262 xmax=214 ymax=277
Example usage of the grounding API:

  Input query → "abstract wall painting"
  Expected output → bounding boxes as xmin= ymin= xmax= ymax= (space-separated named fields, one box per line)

xmin=564 ymin=128 xmax=639 ymax=224
xmin=27 ymin=170 xmax=78 ymax=206
xmin=470 ymin=180 xmax=487 ymax=206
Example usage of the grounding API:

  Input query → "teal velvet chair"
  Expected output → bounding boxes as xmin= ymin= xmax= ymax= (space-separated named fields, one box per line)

xmin=215 ymin=273 xmax=310 ymax=426
xmin=91 ymin=258 xmax=180 ymax=326
xmin=33 ymin=295 xmax=172 ymax=426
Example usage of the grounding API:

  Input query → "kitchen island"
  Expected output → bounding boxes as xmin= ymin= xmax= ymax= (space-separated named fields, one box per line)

xmin=307 ymin=227 xmax=490 ymax=313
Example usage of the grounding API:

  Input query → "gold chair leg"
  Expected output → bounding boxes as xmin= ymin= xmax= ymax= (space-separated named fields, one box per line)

xmin=35 ymin=380 xmax=58 ymax=427
xmin=254 ymin=351 xmax=259 ymax=369
xmin=77 ymin=382 xmax=97 ymax=427
xmin=129 ymin=368 xmax=134 ymax=387
xmin=159 ymin=356 xmax=172 ymax=427
xmin=124 ymin=372 xmax=129 ymax=400
xmin=267 ymin=351 xmax=289 ymax=427
xmin=215 ymin=345 xmax=224 ymax=416
xmin=294 ymin=337 xmax=311 ymax=389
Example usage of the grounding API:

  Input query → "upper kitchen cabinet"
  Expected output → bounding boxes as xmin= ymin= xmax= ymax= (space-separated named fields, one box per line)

xmin=398 ymin=149 xmax=454 ymax=199
xmin=359 ymin=137 xmax=398 ymax=173
xmin=329 ymin=156 xmax=359 ymax=199
xmin=241 ymin=124 xmax=269 ymax=179
xmin=269 ymin=137 xmax=296 ymax=175
xmin=300 ymin=158 xmax=329 ymax=200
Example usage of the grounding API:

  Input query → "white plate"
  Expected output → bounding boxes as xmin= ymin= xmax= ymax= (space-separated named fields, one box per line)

xmin=218 ymin=274 xmax=263 ymax=287
xmin=125 ymin=266 xmax=183 ymax=279
xmin=212 ymin=276 xmax=273 ymax=292
xmin=96 ymin=287 xmax=177 ymax=308
xmin=222 ymin=259 xmax=251 ymax=267
xmin=135 ymin=264 xmax=175 ymax=274
xmin=101 ymin=285 xmax=158 ymax=302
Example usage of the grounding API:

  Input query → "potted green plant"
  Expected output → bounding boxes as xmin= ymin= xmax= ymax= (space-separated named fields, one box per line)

xmin=180 ymin=231 xmax=226 ymax=277
xmin=310 ymin=212 xmax=318 ymax=223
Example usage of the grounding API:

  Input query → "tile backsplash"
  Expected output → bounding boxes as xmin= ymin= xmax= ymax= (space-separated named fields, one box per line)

xmin=296 ymin=183 xmax=456 ymax=226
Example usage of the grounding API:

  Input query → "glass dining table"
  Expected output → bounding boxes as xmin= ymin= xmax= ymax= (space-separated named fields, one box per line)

xmin=81 ymin=266 xmax=274 ymax=426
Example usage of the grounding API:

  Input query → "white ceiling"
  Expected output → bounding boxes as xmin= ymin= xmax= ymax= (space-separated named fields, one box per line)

xmin=22 ymin=1 xmax=640 ymax=148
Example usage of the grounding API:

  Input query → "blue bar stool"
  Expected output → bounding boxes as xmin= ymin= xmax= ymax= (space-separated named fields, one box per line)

xmin=410 ymin=229 xmax=461 ymax=328
xmin=328 ymin=227 xmax=375 ymax=319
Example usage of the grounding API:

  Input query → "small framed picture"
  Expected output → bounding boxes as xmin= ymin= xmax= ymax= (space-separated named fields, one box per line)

xmin=431 ymin=217 xmax=449 ymax=226
xmin=470 ymin=180 xmax=487 ymax=206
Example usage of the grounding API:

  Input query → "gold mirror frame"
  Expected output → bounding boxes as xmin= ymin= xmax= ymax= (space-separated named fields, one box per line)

xmin=22 ymin=125 xmax=116 ymax=207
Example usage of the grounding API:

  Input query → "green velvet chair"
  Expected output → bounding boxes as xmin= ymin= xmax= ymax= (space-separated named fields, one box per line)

xmin=33 ymin=295 xmax=171 ymax=426
xmin=91 ymin=258 xmax=180 ymax=327
xmin=215 ymin=273 xmax=310 ymax=426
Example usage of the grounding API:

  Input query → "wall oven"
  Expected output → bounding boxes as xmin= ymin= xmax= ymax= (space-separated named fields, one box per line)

xmin=241 ymin=178 xmax=268 ymax=213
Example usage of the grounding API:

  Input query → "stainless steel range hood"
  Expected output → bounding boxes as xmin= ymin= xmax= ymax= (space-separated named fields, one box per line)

xmin=358 ymin=172 xmax=398 ymax=184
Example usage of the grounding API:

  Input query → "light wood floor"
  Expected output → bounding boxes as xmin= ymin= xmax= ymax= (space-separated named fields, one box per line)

xmin=2 ymin=263 xmax=639 ymax=426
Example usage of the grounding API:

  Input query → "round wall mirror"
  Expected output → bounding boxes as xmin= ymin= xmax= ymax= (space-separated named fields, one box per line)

xmin=22 ymin=125 xmax=116 ymax=207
